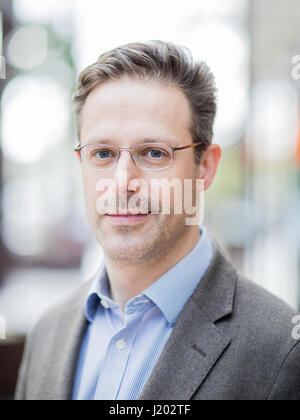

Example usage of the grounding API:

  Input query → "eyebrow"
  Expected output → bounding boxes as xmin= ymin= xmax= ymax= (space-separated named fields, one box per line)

xmin=83 ymin=137 xmax=181 ymax=147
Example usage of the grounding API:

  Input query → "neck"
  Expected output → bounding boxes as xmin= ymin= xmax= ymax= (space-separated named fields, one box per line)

xmin=104 ymin=227 xmax=201 ymax=311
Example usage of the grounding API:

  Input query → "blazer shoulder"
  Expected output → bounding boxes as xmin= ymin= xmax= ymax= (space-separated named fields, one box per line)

xmin=236 ymin=275 xmax=299 ymax=319
xmin=15 ymin=279 xmax=92 ymax=400
xmin=232 ymin=274 xmax=300 ymax=352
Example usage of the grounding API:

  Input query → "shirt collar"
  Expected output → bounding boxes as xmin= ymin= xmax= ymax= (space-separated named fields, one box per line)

xmin=143 ymin=226 xmax=213 ymax=326
xmin=85 ymin=226 xmax=214 ymax=326
xmin=85 ymin=259 xmax=110 ymax=323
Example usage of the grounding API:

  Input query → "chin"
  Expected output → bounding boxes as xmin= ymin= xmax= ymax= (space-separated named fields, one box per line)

xmin=100 ymin=234 xmax=156 ymax=262
xmin=106 ymin=245 xmax=151 ymax=263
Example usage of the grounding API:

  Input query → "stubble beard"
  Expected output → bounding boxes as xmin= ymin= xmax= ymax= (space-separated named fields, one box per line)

xmin=91 ymin=212 xmax=188 ymax=267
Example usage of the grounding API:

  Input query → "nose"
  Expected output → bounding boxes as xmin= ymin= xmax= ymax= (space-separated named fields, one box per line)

xmin=113 ymin=149 xmax=142 ymax=195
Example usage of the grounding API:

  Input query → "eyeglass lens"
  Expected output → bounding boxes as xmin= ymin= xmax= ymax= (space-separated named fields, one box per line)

xmin=81 ymin=143 xmax=172 ymax=170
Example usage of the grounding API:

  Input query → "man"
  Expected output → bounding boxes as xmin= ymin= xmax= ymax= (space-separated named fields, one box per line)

xmin=15 ymin=41 xmax=300 ymax=400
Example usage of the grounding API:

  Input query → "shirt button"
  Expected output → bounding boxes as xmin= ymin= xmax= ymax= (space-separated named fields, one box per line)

xmin=116 ymin=339 xmax=126 ymax=350
xmin=101 ymin=299 xmax=110 ymax=309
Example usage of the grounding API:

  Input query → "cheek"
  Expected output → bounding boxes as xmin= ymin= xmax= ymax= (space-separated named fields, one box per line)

xmin=82 ymin=172 xmax=100 ymax=208
xmin=168 ymin=158 xmax=196 ymax=179
xmin=164 ymin=167 xmax=198 ymax=213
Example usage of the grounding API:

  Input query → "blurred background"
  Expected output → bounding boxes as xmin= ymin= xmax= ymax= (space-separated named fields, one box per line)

xmin=0 ymin=0 xmax=300 ymax=399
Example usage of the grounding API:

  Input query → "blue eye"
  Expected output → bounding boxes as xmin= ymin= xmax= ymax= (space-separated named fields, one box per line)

xmin=98 ymin=151 xmax=110 ymax=159
xmin=93 ymin=149 xmax=115 ymax=159
xmin=145 ymin=149 xmax=167 ymax=159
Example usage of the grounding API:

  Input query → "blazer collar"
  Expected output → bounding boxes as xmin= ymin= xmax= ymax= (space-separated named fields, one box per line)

xmin=190 ymin=237 xmax=237 ymax=323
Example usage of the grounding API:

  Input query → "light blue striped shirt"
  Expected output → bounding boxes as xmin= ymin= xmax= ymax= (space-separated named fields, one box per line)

xmin=73 ymin=226 xmax=214 ymax=400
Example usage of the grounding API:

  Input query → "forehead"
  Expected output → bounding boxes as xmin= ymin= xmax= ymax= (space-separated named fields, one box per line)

xmin=80 ymin=77 xmax=192 ymax=145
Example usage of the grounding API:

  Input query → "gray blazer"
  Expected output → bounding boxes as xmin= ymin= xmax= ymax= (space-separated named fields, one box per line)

xmin=15 ymin=239 xmax=300 ymax=400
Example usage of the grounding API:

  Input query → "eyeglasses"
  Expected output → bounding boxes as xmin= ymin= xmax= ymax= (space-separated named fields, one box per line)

xmin=74 ymin=141 xmax=207 ymax=171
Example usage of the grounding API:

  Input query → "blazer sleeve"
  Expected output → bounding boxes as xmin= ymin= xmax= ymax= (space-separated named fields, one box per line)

xmin=267 ymin=341 xmax=300 ymax=400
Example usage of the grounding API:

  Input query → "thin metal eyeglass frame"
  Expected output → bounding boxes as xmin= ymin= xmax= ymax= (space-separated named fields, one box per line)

xmin=74 ymin=141 xmax=207 ymax=171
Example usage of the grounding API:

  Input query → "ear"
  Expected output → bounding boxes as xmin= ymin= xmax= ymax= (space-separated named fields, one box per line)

xmin=195 ymin=144 xmax=222 ymax=191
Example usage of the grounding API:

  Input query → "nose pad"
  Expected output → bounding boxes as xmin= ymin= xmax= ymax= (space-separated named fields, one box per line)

xmin=116 ymin=149 xmax=136 ymax=168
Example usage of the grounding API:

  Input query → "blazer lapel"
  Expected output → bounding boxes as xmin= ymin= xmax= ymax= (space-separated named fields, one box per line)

xmin=139 ymin=239 xmax=237 ymax=400
xmin=52 ymin=304 xmax=88 ymax=400
xmin=40 ymin=282 xmax=91 ymax=400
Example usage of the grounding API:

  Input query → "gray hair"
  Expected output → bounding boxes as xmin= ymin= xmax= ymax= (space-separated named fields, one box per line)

xmin=73 ymin=40 xmax=217 ymax=163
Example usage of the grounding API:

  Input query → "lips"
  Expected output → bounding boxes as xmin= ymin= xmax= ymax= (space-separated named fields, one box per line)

xmin=105 ymin=211 xmax=151 ymax=224
xmin=106 ymin=211 xmax=151 ymax=216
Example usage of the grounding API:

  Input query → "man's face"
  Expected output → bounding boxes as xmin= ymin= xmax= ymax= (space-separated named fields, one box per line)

xmin=79 ymin=77 xmax=202 ymax=264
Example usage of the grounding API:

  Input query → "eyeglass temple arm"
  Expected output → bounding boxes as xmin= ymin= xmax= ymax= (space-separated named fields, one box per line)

xmin=74 ymin=145 xmax=82 ymax=159
xmin=172 ymin=141 xmax=208 ymax=152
